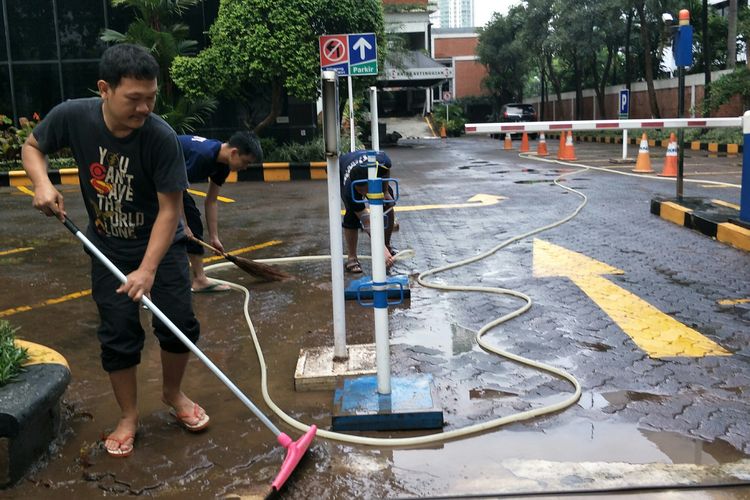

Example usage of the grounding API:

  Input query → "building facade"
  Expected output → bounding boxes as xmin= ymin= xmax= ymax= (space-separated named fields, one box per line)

xmin=431 ymin=28 xmax=488 ymax=101
xmin=432 ymin=0 xmax=474 ymax=28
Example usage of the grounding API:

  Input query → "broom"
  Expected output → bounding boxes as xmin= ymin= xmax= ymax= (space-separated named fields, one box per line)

xmin=189 ymin=235 xmax=290 ymax=282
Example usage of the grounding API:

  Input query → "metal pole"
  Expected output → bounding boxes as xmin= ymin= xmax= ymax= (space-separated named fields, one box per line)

xmin=368 ymin=88 xmax=391 ymax=395
xmin=741 ymin=111 xmax=750 ymax=223
xmin=677 ymin=66 xmax=686 ymax=200
xmin=371 ymin=86 xmax=380 ymax=151
xmin=622 ymin=129 xmax=628 ymax=160
xmin=348 ymin=76 xmax=355 ymax=152
xmin=322 ymin=71 xmax=348 ymax=360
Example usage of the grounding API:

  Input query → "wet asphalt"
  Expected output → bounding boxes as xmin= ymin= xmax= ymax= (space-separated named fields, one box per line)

xmin=1 ymin=136 xmax=749 ymax=499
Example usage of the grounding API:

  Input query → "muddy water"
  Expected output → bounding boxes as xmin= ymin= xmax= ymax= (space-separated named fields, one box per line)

xmin=4 ymin=138 xmax=750 ymax=498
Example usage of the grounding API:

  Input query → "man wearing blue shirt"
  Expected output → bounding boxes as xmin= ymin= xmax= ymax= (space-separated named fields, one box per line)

xmin=179 ymin=132 xmax=262 ymax=292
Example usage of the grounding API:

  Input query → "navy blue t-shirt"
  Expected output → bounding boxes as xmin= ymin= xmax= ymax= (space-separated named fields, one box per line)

xmin=178 ymin=135 xmax=230 ymax=186
xmin=339 ymin=150 xmax=392 ymax=209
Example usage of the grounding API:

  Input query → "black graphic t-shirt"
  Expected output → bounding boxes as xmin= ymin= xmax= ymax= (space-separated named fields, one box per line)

xmin=33 ymin=97 xmax=188 ymax=260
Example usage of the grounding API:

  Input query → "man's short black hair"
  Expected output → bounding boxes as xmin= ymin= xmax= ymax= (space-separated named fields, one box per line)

xmin=99 ymin=43 xmax=159 ymax=88
xmin=229 ymin=131 xmax=263 ymax=164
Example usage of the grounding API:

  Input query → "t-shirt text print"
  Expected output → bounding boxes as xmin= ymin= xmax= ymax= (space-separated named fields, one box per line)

xmin=89 ymin=146 xmax=144 ymax=239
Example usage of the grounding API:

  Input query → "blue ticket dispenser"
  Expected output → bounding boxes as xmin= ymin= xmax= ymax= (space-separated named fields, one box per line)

xmin=673 ymin=23 xmax=693 ymax=68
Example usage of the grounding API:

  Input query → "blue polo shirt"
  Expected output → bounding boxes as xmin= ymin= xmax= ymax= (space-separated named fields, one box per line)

xmin=178 ymin=135 xmax=230 ymax=186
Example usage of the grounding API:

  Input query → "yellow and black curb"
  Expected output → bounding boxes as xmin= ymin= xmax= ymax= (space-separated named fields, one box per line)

xmin=546 ymin=133 xmax=742 ymax=155
xmin=650 ymin=197 xmax=750 ymax=252
xmin=0 ymin=161 xmax=329 ymax=188
xmin=0 ymin=342 xmax=69 ymax=487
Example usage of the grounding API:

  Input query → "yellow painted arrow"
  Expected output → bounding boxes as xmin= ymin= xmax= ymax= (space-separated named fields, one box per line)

xmin=341 ymin=194 xmax=505 ymax=215
xmin=395 ymin=194 xmax=505 ymax=213
xmin=533 ymin=239 xmax=730 ymax=358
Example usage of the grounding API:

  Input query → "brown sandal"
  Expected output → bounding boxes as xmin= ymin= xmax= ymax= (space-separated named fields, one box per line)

xmin=345 ymin=259 xmax=363 ymax=274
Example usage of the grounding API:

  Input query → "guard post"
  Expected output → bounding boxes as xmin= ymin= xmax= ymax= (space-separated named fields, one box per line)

xmin=741 ymin=110 xmax=750 ymax=223
xmin=293 ymin=71 xmax=379 ymax=392
xmin=673 ymin=8 xmax=693 ymax=200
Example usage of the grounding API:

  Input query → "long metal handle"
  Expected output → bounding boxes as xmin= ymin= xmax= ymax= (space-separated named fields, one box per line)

xmin=61 ymin=218 xmax=282 ymax=436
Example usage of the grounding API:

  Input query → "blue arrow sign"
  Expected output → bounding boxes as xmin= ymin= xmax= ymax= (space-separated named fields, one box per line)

xmin=348 ymin=33 xmax=376 ymax=65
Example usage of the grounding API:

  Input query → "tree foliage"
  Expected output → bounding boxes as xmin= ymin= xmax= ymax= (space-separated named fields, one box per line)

xmin=101 ymin=0 xmax=217 ymax=133
xmin=477 ymin=0 xmax=739 ymax=118
xmin=171 ymin=0 xmax=385 ymax=133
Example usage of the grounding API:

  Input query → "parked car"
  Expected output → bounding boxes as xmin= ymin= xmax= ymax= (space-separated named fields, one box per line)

xmin=495 ymin=103 xmax=537 ymax=139
xmin=499 ymin=103 xmax=537 ymax=123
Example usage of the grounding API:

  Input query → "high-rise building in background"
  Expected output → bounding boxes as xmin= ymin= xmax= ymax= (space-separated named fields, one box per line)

xmin=431 ymin=0 xmax=474 ymax=28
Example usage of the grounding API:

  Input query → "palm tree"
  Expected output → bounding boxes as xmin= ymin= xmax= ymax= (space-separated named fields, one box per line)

xmin=101 ymin=0 xmax=216 ymax=133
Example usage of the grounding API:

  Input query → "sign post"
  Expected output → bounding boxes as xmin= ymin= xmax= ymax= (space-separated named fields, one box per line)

xmin=673 ymin=9 xmax=693 ymax=200
xmin=619 ymin=89 xmax=630 ymax=160
xmin=320 ymin=33 xmax=378 ymax=152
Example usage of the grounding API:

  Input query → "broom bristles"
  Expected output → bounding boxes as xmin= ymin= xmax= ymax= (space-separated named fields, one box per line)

xmin=226 ymin=253 xmax=291 ymax=282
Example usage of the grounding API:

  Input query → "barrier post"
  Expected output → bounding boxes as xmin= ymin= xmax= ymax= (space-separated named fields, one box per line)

xmin=368 ymin=87 xmax=391 ymax=395
xmin=741 ymin=110 xmax=750 ymax=223
xmin=322 ymin=71 xmax=348 ymax=360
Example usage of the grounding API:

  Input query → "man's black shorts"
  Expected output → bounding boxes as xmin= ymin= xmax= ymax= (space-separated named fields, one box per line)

xmin=90 ymin=241 xmax=200 ymax=372
xmin=183 ymin=192 xmax=204 ymax=255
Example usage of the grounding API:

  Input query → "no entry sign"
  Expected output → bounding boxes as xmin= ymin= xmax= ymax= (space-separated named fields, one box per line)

xmin=319 ymin=33 xmax=377 ymax=77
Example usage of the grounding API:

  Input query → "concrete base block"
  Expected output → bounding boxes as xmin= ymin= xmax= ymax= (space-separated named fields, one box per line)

xmin=332 ymin=374 xmax=444 ymax=432
xmin=0 ymin=364 xmax=70 ymax=488
xmin=294 ymin=344 xmax=377 ymax=391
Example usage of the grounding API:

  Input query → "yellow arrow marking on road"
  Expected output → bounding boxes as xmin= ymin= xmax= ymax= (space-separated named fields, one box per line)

xmin=0 ymin=247 xmax=33 ymax=257
xmin=340 ymin=194 xmax=505 ymax=215
xmin=532 ymin=239 xmax=730 ymax=358
xmin=187 ymin=188 xmax=235 ymax=203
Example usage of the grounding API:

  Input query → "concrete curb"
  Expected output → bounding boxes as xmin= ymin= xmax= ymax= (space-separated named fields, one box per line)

xmin=546 ymin=133 xmax=742 ymax=154
xmin=650 ymin=197 xmax=750 ymax=252
xmin=0 ymin=161 xmax=329 ymax=187
xmin=0 ymin=362 xmax=70 ymax=488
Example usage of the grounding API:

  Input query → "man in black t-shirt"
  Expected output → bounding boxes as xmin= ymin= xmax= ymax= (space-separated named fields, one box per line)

xmin=23 ymin=44 xmax=208 ymax=458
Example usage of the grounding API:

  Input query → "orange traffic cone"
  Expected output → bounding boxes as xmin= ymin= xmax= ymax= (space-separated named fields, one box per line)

xmin=557 ymin=132 xmax=567 ymax=159
xmin=439 ymin=125 xmax=447 ymax=139
xmin=658 ymin=133 xmax=678 ymax=177
xmin=537 ymin=133 xmax=549 ymax=156
xmin=632 ymin=133 xmax=654 ymax=173
xmin=560 ymin=131 xmax=577 ymax=161
xmin=519 ymin=132 xmax=530 ymax=152
xmin=503 ymin=133 xmax=513 ymax=150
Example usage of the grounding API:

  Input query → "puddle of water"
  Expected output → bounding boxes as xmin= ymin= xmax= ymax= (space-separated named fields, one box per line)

xmin=515 ymin=180 xmax=555 ymax=185
xmin=390 ymin=418 xmax=747 ymax=496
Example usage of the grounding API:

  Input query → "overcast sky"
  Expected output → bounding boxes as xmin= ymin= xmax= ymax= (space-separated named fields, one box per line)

xmin=474 ymin=0 xmax=521 ymax=27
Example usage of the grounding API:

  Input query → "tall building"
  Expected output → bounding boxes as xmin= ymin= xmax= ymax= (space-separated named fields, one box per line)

xmin=432 ymin=0 xmax=474 ymax=28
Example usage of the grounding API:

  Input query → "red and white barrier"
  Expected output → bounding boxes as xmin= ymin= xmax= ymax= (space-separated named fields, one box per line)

xmin=465 ymin=117 xmax=742 ymax=135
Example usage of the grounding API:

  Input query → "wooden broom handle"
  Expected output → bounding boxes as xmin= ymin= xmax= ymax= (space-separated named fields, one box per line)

xmin=188 ymin=235 xmax=226 ymax=256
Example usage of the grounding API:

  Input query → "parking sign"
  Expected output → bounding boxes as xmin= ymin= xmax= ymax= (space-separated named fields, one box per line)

xmin=619 ymin=89 xmax=630 ymax=118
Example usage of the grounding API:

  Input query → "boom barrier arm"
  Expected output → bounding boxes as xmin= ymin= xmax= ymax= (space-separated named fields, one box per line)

xmin=465 ymin=117 xmax=742 ymax=135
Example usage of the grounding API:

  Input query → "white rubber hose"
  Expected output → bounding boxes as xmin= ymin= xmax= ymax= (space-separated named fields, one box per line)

xmin=203 ymin=167 xmax=589 ymax=447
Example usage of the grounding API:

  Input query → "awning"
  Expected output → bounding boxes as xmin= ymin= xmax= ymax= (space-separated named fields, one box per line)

xmin=378 ymin=50 xmax=454 ymax=88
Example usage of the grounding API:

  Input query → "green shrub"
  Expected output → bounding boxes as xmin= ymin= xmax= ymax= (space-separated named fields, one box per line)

xmin=0 ymin=113 xmax=37 ymax=163
xmin=431 ymin=103 xmax=466 ymax=137
xmin=0 ymin=320 xmax=28 ymax=386
xmin=264 ymin=136 xmax=325 ymax=162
